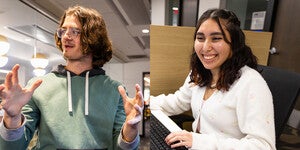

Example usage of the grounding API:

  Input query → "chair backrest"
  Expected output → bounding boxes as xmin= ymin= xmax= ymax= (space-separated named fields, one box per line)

xmin=258 ymin=65 xmax=300 ymax=139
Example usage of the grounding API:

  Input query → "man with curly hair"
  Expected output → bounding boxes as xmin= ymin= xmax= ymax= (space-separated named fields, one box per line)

xmin=0 ymin=6 xmax=143 ymax=150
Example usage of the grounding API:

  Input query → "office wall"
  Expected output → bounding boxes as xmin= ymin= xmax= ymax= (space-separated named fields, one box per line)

xmin=104 ymin=61 xmax=150 ymax=98
xmin=151 ymin=0 xmax=167 ymax=25
xmin=198 ymin=0 xmax=220 ymax=18
xmin=123 ymin=61 xmax=150 ymax=97
xmin=225 ymin=0 xmax=248 ymax=29
xmin=103 ymin=63 xmax=124 ymax=84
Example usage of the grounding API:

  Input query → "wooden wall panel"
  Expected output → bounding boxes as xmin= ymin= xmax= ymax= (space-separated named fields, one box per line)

xmin=244 ymin=30 xmax=272 ymax=66
xmin=150 ymin=25 xmax=194 ymax=96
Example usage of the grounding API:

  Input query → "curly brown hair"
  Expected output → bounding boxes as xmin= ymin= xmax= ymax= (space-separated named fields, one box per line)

xmin=190 ymin=9 xmax=258 ymax=91
xmin=54 ymin=5 xmax=112 ymax=67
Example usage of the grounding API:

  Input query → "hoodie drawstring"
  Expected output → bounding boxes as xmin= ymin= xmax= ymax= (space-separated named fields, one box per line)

xmin=85 ymin=71 xmax=89 ymax=115
xmin=67 ymin=71 xmax=90 ymax=116
xmin=67 ymin=71 xmax=73 ymax=114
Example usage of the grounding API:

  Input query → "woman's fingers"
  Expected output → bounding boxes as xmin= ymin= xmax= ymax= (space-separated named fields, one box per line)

xmin=165 ymin=130 xmax=192 ymax=148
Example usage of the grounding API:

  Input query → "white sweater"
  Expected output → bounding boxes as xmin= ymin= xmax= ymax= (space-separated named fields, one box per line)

xmin=150 ymin=66 xmax=276 ymax=150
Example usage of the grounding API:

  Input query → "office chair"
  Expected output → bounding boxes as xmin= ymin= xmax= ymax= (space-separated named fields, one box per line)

xmin=258 ymin=65 xmax=300 ymax=140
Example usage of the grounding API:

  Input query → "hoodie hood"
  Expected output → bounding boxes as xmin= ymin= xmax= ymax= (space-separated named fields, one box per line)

xmin=52 ymin=64 xmax=106 ymax=116
xmin=52 ymin=64 xmax=106 ymax=77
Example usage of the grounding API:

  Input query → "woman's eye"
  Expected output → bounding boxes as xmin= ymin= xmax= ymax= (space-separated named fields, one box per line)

xmin=212 ymin=37 xmax=222 ymax=41
xmin=196 ymin=36 xmax=205 ymax=41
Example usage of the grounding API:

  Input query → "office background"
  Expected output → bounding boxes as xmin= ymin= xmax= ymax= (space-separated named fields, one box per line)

xmin=0 ymin=0 xmax=299 ymax=149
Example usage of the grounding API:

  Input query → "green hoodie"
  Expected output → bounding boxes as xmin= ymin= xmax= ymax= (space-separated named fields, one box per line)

xmin=0 ymin=65 xmax=139 ymax=150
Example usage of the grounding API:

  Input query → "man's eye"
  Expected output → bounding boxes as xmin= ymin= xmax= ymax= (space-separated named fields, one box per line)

xmin=72 ymin=29 xmax=81 ymax=35
xmin=59 ymin=29 xmax=66 ymax=36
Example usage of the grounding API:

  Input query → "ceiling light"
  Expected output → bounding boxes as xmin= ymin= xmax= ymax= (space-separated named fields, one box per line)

xmin=142 ymin=29 xmax=149 ymax=34
xmin=33 ymin=68 xmax=46 ymax=76
xmin=0 ymin=55 xmax=8 ymax=67
xmin=0 ymin=34 xmax=10 ymax=55
xmin=31 ymin=53 xmax=49 ymax=69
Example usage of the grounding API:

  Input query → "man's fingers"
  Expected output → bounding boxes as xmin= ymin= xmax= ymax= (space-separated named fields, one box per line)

xmin=119 ymin=85 xmax=144 ymax=108
xmin=0 ymin=84 xmax=5 ymax=91
xmin=134 ymin=104 xmax=143 ymax=114
xmin=11 ymin=64 xmax=20 ymax=85
xmin=4 ymin=64 xmax=20 ymax=90
xmin=127 ymin=105 xmax=142 ymax=125
xmin=134 ymin=84 xmax=144 ymax=106
xmin=5 ymin=72 xmax=12 ymax=89
xmin=135 ymin=84 xmax=141 ymax=93
xmin=127 ymin=116 xmax=141 ymax=125
xmin=29 ymin=79 xmax=43 ymax=92
xmin=118 ymin=85 xmax=127 ymax=101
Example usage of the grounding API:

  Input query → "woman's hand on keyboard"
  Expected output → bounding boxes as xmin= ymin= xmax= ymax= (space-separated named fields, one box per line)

xmin=165 ymin=130 xmax=192 ymax=149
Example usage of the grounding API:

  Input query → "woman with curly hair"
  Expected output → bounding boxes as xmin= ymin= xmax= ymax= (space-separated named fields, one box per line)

xmin=150 ymin=8 xmax=276 ymax=149
xmin=0 ymin=6 xmax=143 ymax=150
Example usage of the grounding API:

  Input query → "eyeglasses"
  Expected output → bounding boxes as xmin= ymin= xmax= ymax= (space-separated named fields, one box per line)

xmin=56 ymin=27 xmax=81 ymax=38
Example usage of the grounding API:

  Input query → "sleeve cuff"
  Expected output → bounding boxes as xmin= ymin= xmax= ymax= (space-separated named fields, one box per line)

xmin=0 ymin=114 xmax=26 ymax=141
xmin=118 ymin=131 xmax=140 ymax=150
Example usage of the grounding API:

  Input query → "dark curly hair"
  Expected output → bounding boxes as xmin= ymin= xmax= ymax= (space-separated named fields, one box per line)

xmin=190 ymin=9 xmax=258 ymax=91
xmin=54 ymin=5 xmax=112 ymax=67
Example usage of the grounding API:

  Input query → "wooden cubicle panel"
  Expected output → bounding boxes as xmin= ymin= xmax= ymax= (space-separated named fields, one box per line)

xmin=244 ymin=30 xmax=272 ymax=66
xmin=150 ymin=25 xmax=272 ymax=96
xmin=150 ymin=25 xmax=194 ymax=96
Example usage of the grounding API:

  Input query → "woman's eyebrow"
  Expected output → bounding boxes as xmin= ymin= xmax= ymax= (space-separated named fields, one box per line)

xmin=210 ymin=32 xmax=223 ymax=36
xmin=196 ymin=32 xmax=204 ymax=36
xmin=196 ymin=32 xmax=223 ymax=36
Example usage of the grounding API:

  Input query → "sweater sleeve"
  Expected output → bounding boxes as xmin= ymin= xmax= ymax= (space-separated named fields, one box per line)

xmin=0 ymin=114 xmax=34 ymax=150
xmin=150 ymin=74 xmax=193 ymax=116
xmin=118 ymin=130 xmax=140 ymax=150
xmin=190 ymin=70 xmax=276 ymax=150
xmin=0 ymin=115 xmax=26 ymax=141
